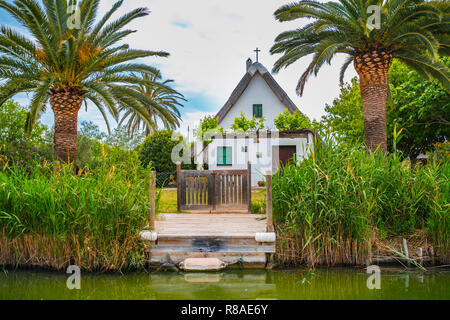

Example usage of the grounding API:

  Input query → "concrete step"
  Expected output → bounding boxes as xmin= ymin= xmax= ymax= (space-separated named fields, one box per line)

xmin=179 ymin=258 xmax=226 ymax=271
xmin=150 ymin=251 xmax=267 ymax=267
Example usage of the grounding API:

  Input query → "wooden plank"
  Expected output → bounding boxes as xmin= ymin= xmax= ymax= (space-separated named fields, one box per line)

xmin=209 ymin=174 xmax=215 ymax=209
xmin=247 ymin=162 xmax=252 ymax=213
xmin=189 ymin=176 xmax=194 ymax=205
xmin=199 ymin=176 xmax=203 ymax=204
xmin=180 ymin=170 xmax=212 ymax=176
xmin=190 ymin=177 xmax=195 ymax=205
xmin=242 ymin=171 xmax=248 ymax=205
xmin=195 ymin=176 xmax=199 ymax=205
xmin=180 ymin=173 xmax=186 ymax=210
xmin=233 ymin=174 xmax=237 ymax=205
xmin=226 ymin=174 xmax=230 ymax=205
xmin=204 ymin=177 xmax=207 ymax=205
xmin=221 ymin=175 xmax=225 ymax=206
xmin=149 ymin=171 xmax=156 ymax=230
xmin=176 ymin=163 xmax=181 ymax=212
xmin=186 ymin=176 xmax=190 ymax=205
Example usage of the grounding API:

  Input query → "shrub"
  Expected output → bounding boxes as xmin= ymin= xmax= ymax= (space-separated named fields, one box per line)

xmin=194 ymin=115 xmax=223 ymax=143
xmin=274 ymin=109 xmax=312 ymax=130
xmin=138 ymin=130 xmax=179 ymax=172
xmin=0 ymin=100 xmax=46 ymax=147
xmin=138 ymin=130 xmax=195 ymax=187
xmin=231 ymin=112 xmax=265 ymax=132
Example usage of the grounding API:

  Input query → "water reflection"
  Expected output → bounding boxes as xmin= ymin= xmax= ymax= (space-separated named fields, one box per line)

xmin=0 ymin=268 xmax=448 ymax=300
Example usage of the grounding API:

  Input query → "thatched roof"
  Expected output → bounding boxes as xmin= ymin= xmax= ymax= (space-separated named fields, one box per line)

xmin=215 ymin=61 xmax=300 ymax=123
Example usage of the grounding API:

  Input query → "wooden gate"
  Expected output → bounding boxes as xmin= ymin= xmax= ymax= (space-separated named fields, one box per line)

xmin=177 ymin=163 xmax=251 ymax=212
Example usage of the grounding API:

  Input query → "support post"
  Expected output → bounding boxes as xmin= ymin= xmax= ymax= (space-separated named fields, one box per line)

xmin=266 ymin=170 xmax=274 ymax=232
xmin=403 ymin=238 xmax=410 ymax=267
xmin=149 ymin=171 xmax=156 ymax=230
xmin=176 ymin=162 xmax=181 ymax=212
xmin=212 ymin=172 xmax=217 ymax=211
xmin=247 ymin=161 xmax=252 ymax=213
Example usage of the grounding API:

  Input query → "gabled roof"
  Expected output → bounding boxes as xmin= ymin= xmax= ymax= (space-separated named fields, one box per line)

xmin=215 ymin=61 xmax=301 ymax=123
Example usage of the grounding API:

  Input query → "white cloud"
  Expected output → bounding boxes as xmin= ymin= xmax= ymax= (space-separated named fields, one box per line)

xmin=98 ymin=0 xmax=357 ymax=129
xmin=13 ymin=0 xmax=358 ymax=134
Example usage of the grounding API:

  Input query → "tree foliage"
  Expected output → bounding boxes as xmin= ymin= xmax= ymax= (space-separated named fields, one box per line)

xmin=194 ymin=115 xmax=223 ymax=142
xmin=0 ymin=100 xmax=46 ymax=146
xmin=231 ymin=112 xmax=265 ymax=132
xmin=322 ymin=78 xmax=365 ymax=144
xmin=119 ymin=71 xmax=185 ymax=137
xmin=271 ymin=0 xmax=450 ymax=94
xmin=321 ymin=59 xmax=450 ymax=159
xmin=274 ymin=109 xmax=312 ymax=131
xmin=0 ymin=0 xmax=168 ymax=133
xmin=138 ymin=130 xmax=182 ymax=172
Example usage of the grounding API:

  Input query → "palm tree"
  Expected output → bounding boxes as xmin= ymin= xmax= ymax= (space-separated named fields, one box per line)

xmin=0 ymin=0 xmax=168 ymax=163
xmin=119 ymin=71 xmax=185 ymax=137
xmin=271 ymin=0 xmax=449 ymax=153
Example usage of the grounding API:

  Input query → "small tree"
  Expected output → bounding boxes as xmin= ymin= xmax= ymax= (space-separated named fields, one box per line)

xmin=274 ymin=110 xmax=312 ymax=131
xmin=321 ymin=59 xmax=450 ymax=162
xmin=231 ymin=112 xmax=265 ymax=132
xmin=195 ymin=115 xmax=223 ymax=144
xmin=139 ymin=130 xmax=180 ymax=172
xmin=0 ymin=100 xmax=46 ymax=146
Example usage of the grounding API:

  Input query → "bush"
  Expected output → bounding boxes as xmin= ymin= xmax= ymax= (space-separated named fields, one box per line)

xmin=273 ymin=133 xmax=449 ymax=266
xmin=274 ymin=109 xmax=312 ymax=130
xmin=138 ymin=130 xmax=194 ymax=186
xmin=138 ymin=130 xmax=179 ymax=172
xmin=231 ymin=112 xmax=265 ymax=132
xmin=0 ymin=100 xmax=47 ymax=147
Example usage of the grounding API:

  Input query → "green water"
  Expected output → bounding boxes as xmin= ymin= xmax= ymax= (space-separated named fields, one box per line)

xmin=0 ymin=268 xmax=449 ymax=300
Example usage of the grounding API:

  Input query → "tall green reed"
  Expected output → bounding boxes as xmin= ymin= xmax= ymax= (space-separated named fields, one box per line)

xmin=0 ymin=145 xmax=152 ymax=271
xmin=273 ymin=132 xmax=449 ymax=265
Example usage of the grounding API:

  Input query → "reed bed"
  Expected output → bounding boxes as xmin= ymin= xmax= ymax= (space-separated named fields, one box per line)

xmin=0 ymin=147 xmax=151 ymax=272
xmin=273 ymin=135 xmax=449 ymax=266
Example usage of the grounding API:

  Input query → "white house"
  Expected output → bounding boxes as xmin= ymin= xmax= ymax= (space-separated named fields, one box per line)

xmin=196 ymin=58 xmax=314 ymax=186
xmin=216 ymin=58 xmax=300 ymax=130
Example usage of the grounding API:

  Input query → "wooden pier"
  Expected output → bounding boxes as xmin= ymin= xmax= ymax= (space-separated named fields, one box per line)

xmin=141 ymin=166 xmax=276 ymax=269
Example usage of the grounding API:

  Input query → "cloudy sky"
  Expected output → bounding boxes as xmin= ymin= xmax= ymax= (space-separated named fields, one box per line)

xmin=0 ymin=0 xmax=357 ymax=137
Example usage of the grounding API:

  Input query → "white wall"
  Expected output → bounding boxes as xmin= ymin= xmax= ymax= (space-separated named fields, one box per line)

xmin=205 ymin=134 xmax=313 ymax=186
xmin=218 ymin=74 xmax=289 ymax=130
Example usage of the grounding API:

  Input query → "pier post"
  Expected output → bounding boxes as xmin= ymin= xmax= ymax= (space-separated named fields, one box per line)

xmin=266 ymin=170 xmax=274 ymax=232
xmin=176 ymin=162 xmax=181 ymax=212
xmin=247 ymin=161 xmax=252 ymax=213
xmin=149 ymin=170 xmax=156 ymax=230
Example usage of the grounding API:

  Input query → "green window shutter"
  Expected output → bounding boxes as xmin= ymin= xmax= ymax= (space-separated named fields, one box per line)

xmin=225 ymin=147 xmax=232 ymax=165
xmin=253 ymin=104 xmax=262 ymax=118
xmin=217 ymin=147 xmax=224 ymax=165
xmin=217 ymin=147 xmax=232 ymax=166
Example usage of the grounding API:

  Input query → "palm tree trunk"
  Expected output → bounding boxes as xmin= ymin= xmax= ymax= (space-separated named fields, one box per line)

xmin=50 ymin=88 xmax=83 ymax=164
xmin=354 ymin=50 xmax=392 ymax=154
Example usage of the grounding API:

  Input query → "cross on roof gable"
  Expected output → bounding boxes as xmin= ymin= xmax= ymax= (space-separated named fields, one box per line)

xmin=215 ymin=61 xmax=301 ymax=123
